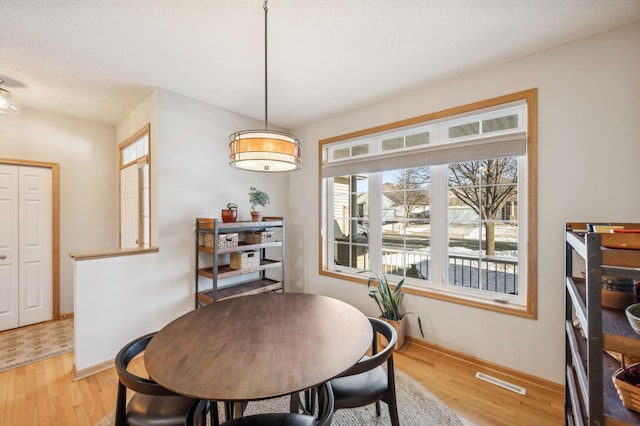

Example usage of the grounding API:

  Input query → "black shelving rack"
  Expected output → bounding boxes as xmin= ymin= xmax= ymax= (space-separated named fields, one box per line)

xmin=195 ymin=218 xmax=285 ymax=307
xmin=564 ymin=222 xmax=640 ymax=425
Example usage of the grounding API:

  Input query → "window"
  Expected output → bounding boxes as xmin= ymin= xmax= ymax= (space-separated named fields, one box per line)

xmin=320 ymin=89 xmax=537 ymax=318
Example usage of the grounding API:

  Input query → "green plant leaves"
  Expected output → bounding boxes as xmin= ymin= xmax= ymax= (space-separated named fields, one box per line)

xmin=248 ymin=187 xmax=270 ymax=209
xmin=359 ymin=269 xmax=425 ymax=337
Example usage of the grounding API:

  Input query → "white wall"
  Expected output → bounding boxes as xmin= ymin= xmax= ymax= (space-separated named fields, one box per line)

xmin=0 ymin=109 xmax=117 ymax=314
xmin=74 ymin=89 xmax=291 ymax=372
xmin=289 ymin=20 xmax=640 ymax=384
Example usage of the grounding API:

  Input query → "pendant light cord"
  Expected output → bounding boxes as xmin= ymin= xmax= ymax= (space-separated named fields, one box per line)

xmin=264 ymin=0 xmax=269 ymax=130
xmin=227 ymin=0 xmax=301 ymax=172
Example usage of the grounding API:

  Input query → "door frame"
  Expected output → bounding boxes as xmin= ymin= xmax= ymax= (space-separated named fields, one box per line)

xmin=118 ymin=123 xmax=151 ymax=249
xmin=0 ymin=158 xmax=60 ymax=320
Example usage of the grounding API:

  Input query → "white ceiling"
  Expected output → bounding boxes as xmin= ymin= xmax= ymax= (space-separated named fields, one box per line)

xmin=2 ymin=1 xmax=640 ymax=129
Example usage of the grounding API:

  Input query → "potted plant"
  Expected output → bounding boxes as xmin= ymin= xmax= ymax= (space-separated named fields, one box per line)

xmin=248 ymin=187 xmax=269 ymax=222
xmin=221 ymin=202 xmax=238 ymax=223
xmin=359 ymin=270 xmax=424 ymax=350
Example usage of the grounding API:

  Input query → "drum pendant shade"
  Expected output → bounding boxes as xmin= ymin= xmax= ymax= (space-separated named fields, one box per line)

xmin=230 ymin=130 xmax=301 ymax=172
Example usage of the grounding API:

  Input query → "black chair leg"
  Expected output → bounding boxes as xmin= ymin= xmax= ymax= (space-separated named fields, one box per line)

xmin=375 ymin=400 xmax=381 ymax=416
xmin=225 ymin=401 xmax=234 ymax=421
xmin=210 ymin=400 xmax=220 ymax=426
xmin=115 ymin=383 xmax=127 ymax=426
xmin=387 ymin=398 xmax=399 ymax=426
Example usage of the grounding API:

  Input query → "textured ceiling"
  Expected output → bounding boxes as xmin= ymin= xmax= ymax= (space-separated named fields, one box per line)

xmin=1 ymin=1 xmax=640 ymax=128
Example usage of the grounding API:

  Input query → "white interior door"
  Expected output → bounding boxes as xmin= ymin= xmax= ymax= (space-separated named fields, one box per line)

xmin=0 ymin=165 xmax=52 ymax=331
xmin=120 ymin=163 xmax=140 ymax=248
xmin=18 ymin=166 xmax=52 ymax=327
xmin=0 ymin=165 xmax=19 ymax=330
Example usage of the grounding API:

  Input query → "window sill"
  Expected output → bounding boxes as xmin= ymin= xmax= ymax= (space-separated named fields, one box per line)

xmin=402 ymin=284 xmax=536 ymax=320
xmin=321 ymin=268 xmax=536 ymax=320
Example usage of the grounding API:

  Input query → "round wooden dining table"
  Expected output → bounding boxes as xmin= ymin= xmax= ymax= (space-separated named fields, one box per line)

xmin=144 ymin=292 xmax=372 ymax=402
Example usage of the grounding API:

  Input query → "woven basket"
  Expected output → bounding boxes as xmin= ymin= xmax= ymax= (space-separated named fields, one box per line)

xmin=218 ymin=233 xmax=239 ymax=249
xmin=203 ymin=234 xmax=214 ymax=248
xmin=612 ymin=361 xmax=640 ymax=413
xmin=204 ymin=233 xmax=238 ymax=249
xmin=245 ymin=231 xmax=275 ymax=244
xmin=230 ymin=251 xmax=260 ymax=270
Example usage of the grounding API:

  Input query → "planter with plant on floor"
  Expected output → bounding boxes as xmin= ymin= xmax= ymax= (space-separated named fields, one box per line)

xmin=248 ymin=187 xmax=269 ymax=222
xmin=359 ymin=270 xmax=424 ymax=350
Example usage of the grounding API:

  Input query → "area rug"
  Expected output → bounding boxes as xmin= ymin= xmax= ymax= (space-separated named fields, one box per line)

xmin=95 ymin=369 xmax=462 ymax=425
xmin=0 ymin=319 xmax=73 ymax=372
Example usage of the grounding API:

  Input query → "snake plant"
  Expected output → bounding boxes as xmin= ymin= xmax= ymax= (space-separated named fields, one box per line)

xmin=359 ymin=270 xmax=424 ymax=337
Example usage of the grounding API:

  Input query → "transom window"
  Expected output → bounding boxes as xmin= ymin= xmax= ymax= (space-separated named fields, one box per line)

xmin=320 ymin=90 xmax=537 ymax=318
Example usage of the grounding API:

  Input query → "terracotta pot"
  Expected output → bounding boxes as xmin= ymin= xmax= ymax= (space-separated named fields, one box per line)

xmin=250 ymin=211 xmax=264 ymax=222
xmin=221 ymin=209 xmax=238 ymax=223
xmin=378 ymin=316 xmax=406 ymax=351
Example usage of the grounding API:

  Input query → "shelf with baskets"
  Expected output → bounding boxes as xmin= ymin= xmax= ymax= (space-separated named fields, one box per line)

xmin=195 ymin=217 xmax=285 ymax=306
xmin=565 ymin=222 xmax=640 ymax=425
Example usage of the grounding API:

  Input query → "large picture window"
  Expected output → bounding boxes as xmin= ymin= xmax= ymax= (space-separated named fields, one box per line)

xmin=320 ymin=90 xmax=537 ymax=318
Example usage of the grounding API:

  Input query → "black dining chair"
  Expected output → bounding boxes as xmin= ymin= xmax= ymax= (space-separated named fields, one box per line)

xmin=329 ymin=317 xmax=399 ymax=426
xmin=187 ymin=381 xmax=334 ymax=426
xmin=115 ymin=332 xmax=216 ymax=426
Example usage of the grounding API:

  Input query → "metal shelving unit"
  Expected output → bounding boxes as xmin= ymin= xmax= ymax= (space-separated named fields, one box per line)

xmin=195 ymin=217 xmax=285 ymax=307
xmin=565 ymin=222 xmax=640 ymax=425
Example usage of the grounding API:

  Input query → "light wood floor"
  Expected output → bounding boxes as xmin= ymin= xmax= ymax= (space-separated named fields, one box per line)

xmin=394 ymin=341 xmax=564 ymax=425
xmin=0 ymin=340 xmax=564 ymax=425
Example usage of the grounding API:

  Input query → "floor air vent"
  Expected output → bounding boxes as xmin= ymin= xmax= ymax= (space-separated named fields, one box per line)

xmin=475 ymin=372 xmax=526 ymax=395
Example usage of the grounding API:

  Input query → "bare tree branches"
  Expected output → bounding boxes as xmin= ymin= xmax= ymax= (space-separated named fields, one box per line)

xmin=449 ymin=158 xmax=517 ymax=255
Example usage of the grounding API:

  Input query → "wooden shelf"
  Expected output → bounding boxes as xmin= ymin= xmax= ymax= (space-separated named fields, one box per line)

xmin=218 ymin=219 xmax=283 ymax=229
xmin=571 ymin=327 xmax=640 ymax=424
xmin=197 ymin=278 xmax=283 ymax=304
xmin=197 ymin=241 xmax=282 ymax=255
xmin=197 ymin=259 xmax=283 ymax=280
xmin=570 ymin=279 xmax=640 ymax=355
xmin=566 ymin=227 xmax=640 ymax=269
xmin=197 ymin=218 xmax=283 ymax=230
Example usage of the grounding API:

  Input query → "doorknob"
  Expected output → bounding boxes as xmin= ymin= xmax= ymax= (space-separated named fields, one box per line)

xmin=0 ymin=255 xmax=6 ymax=260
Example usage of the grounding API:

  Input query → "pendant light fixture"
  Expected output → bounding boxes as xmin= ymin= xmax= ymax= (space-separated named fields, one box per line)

xmin=0 ymin=80 xmax=22 ymax=115
xmin=229 ymin=0 xmax=301 ymax=172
